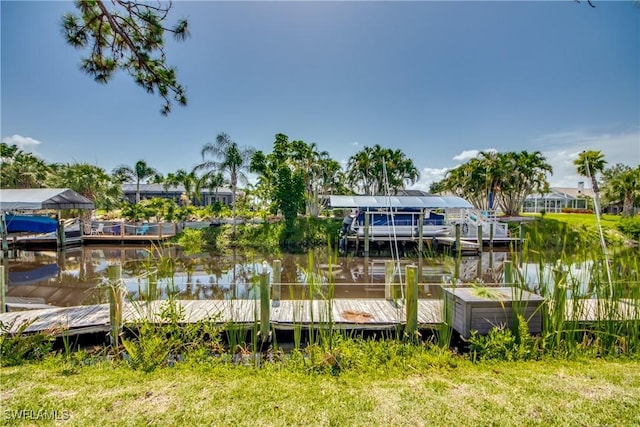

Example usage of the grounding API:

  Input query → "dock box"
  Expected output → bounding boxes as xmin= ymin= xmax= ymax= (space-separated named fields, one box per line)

xmin=442 ymin=286 xmax=545 ymax=338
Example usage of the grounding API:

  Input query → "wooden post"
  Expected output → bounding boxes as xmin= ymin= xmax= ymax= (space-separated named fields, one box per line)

xmin=1 ymin=213 xmax=8 ymax=256
xmin=405 ymin=264 xmax=418 ymax=339
xmin=364 ymin=255 xmax=370 ymax=284
xmin=57 ymin=214 xmax=65 ymax=249
xmin=107 ymin=264 xmax=125 ymax=348
xmin=489 ymin=223 xmax=494 ymax=249
xmin=158 ymin=222 xmax=163 ymax=239
xmin=385 ymin=260 xmax=394 ymax=301
xmin=259 ymin=268 xmax=271 ymax=341
xmin=519 ymin=222 xmax=525 ymax=247
xmin=0 ymin=265 xmax=6 ymax=314
xmin=364 ymin=212 xmax=370 ymax=257
xmin=504 ymin=260 xmax=513 ymax=285
xmin=417 ymin=212 xmax=424 ymax=253
xmin=477 ymin=224 xmax=483 ymax=253
xmin=455 ymin=223 xmax=461 ymax=254
xmin=272 ymin=259 xmax=281 ymax=306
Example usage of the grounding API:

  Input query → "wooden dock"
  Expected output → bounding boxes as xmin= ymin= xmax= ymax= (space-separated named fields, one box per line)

xmin=1 ymin=297 xmax=637 ymax=337
xmin=0 ymin=299 xmax=443 ymax=336
xmin=82 ymin=222 xmax=178 ymax=244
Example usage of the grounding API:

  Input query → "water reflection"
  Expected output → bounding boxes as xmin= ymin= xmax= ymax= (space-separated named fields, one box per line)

xmin=2 ymin=246 xmax=509 ymax=307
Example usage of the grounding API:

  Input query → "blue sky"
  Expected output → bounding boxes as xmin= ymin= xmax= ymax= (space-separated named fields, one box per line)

xmin=2 ymin=1 xmax=638 ymax=190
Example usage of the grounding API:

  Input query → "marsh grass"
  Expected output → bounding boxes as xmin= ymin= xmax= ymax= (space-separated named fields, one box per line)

xmin=512 ymin=226 xmax=640 ymax=357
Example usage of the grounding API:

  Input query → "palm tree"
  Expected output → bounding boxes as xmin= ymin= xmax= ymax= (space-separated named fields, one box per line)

xmin=195 ymin=133 xmax=254 ymax=236
xmin=574 ymin=150 xmax=612 ymax=290
xmin=603 ymin=164 xmax=640 ymax=217
xmin=439 ymin=151 xmax=551 ymax=215
xmin=346 ymin=145 xmax=419 ymax=195
xmin=574 ymin=150 xmax=607 ymax=196
xmin=112 ymin=160 xmax=159 ymax=203
xmin=0 ymin=143 xmax=51 ymax=189
xmin=164 ymin=169 xmax=198 ymax=205
xmin=197 ymin=171 xmax=226 ymax=205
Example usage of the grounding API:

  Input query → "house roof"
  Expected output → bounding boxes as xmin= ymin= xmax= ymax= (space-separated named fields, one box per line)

xmin=121 ymin=184 xmax=234 ymax=195
xmin=0 ymin=188 xmax=95 ymax=210
xmin=527 ymin=187 xmax=595 ymax=200
xmin=329 ymin=195 xmax=473 ymax=209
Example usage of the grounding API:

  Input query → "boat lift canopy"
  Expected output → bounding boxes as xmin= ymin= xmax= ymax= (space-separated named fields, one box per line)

xmin=329 ymin=195 xmax=473 ymax=210
xmin=0 ymin=188 xmax=95 ymax=211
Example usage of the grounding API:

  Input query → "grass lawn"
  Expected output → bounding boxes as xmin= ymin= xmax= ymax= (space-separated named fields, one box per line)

xmin=521 ymin=212 xmax=621 ymax=230
xmin=2 ymin=356 xmax=640 ymax=426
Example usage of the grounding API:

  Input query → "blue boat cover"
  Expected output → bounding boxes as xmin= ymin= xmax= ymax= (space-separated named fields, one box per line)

xmin=5 ymin=214 xmax=58 ymax=233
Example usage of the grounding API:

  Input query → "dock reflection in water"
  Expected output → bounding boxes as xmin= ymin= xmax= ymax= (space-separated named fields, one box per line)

xmin=3 ymin=246 xmax=508 ymax=307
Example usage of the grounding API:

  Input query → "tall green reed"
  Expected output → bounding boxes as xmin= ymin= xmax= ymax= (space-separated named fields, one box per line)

xmin=517 ymin=225 xmax=640 ymax=357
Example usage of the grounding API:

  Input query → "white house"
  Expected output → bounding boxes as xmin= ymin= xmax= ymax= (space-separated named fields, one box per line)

xmin=523 ymin=183 xmax=594 ymax=213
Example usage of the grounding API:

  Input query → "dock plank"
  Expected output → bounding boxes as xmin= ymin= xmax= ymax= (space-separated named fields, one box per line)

xmin=1 ymin=297 xmax=637 ymax=336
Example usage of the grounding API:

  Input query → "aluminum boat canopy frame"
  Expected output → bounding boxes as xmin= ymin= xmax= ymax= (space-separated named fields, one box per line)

xmin=329 ymin=195 xmax=509 ymax=242
xmin=0 ymin=188 xmax=95 ymax=251
xmin=330 ymin=195 xmax=474 ymax=238
xmin=329 ymin=195 xmax=474 ymax=211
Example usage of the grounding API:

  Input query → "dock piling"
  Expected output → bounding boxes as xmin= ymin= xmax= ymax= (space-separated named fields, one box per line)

xmin=384 ymin=260 xmax=394 ymax=301
xmin=0 ymin=266 xmax=5 ymax=314
xmin=405 ymin=265 xmax=418 ymax=339
xmin=272 ymin=260 xmax=281 ymax=306
xmin=107 ymin=264 xmax=125 ymax=348
xmin=259 ymin=267 xmax=271 ymax=342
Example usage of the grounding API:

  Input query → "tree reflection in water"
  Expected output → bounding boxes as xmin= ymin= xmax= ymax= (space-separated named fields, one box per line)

xmin=4 ymin=246 xmax=509 ymax=307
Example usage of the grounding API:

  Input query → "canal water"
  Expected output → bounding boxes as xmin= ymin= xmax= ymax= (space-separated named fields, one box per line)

xmin=3 ymin=246 xmax=509 ymax=307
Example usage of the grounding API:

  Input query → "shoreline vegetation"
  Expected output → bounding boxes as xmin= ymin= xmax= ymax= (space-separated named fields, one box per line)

xmin=174 ymin=212 xmax=638 ymax=255
xmin=2 ymin=212 xmax=639 ymax=425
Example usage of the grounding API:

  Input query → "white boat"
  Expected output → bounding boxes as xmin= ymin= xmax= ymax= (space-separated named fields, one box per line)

xmin=351 ymin=211 xmax=451 ymax=238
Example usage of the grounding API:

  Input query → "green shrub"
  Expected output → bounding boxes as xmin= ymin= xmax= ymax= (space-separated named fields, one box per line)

xmin=122 ymin=297 xmax=225 ymax=371
xmin=468 ymin=315 xmax=542 ymax=362
xmin=617 ymin=216 xmax=640 ymax=240
xmin=0 ymin=319 xmax=55 ymax=366
xmin=176 ymin=228 xmax=206 ymax=254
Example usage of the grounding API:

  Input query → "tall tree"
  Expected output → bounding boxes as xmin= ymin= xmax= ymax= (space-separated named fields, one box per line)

xmin=346 ymin=144 xmax=419 ymax=195
xmin=275 ymin=164 xmax=305 ymax=246
xmin=574 ymin=150 xmax=607 ymax=196
xmin=497 ymin=151 xmax=552 ymax=216
xmin=61 ymin=0 xmax=189 ymax=115
xmin=197 ymin=171 xmax=226 ymax=205
xmin=602 ymin=164 xmax=640 ymax=217
xmin=196 ymin=133 xmax=254 ymax=236
xmin=435 ymin=150 xmax=552 ymax=216
xmin=251 ymin=134 xmax=344 ymax=217
xmin=112 ymin=160 xmax=159 ymax=203
xmin=0 ymin=143 xmax=51 ymax=189
xmin=573 ymin=150 xmax=613 ymax=290
xmin=164 ymin=169 xmax=198 ymax=205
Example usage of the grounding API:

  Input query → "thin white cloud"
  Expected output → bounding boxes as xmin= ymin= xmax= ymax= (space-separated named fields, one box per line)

xmin=352 ymin=141 xmax=359 ymax=146
xmin=408 ymin=167 xmax=449 ymax=192
xmin=1 ymin=134 xmax=43 ymax=156
xmin=535 ymin=129 xmax=640 ymax=187
xmin=452 ymin=149 xmax=479 ymax=161
xmin=452 ymin=148 xmax=497 ymax=162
